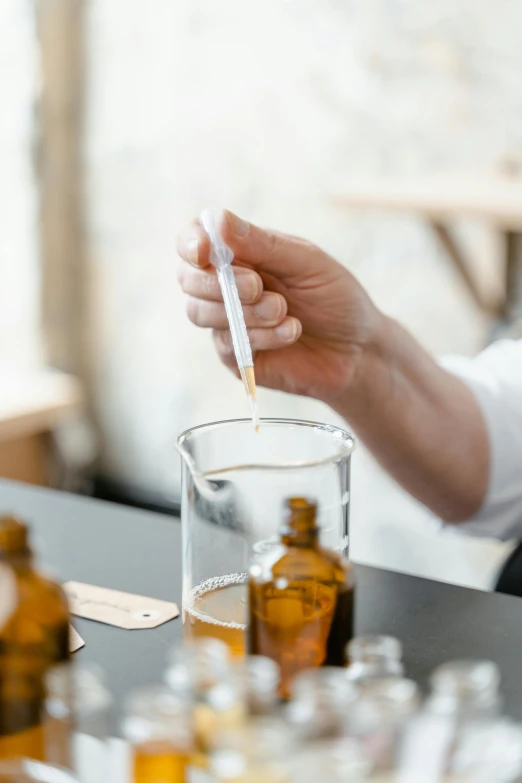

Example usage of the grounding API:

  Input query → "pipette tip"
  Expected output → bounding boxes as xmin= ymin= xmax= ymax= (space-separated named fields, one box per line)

xmin=240 ymin=365 xmax=260 ymax=432
xmin=249 ymin=395 xmax=261 ymax=433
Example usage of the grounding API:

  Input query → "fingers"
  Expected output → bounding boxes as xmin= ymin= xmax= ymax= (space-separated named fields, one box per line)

xmin=178 ymin=263 xmax=263 ymax=304
xmin=177 ymin=209 xmax=323 ymax=279
xmin=186 ymin=292 xmax=287 ymax=329
xmin=176 ymin=220 xmax=210 ymax=269
xmin=217 ymin=210 xmax=313 ymax=276
xmin=213 ymin=317 xmax=302 ymax=363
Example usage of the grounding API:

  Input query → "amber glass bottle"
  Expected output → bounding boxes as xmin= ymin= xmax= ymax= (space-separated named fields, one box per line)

xmin=248 ymin=498 xmax=355 ymax=699
xmin=0 ymin=515 xmax=70 ymax=761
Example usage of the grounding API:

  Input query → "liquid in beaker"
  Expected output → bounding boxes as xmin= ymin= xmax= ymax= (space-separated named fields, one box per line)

xmin=183 ymin=573 xmax=247 ymax=657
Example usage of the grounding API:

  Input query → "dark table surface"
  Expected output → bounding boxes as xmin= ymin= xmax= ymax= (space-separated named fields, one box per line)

xmin=1 ymin=479 xmax=521 ymax=729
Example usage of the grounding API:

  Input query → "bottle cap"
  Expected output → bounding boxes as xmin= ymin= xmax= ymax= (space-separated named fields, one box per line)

xmin=165 ymin=638 xmax=232 ymax=694
xmin=348 ymin=635 xmax=403 ymax=664
xmin=122 ymin=685 xmax=192 ymax=746
xmin=281 ymin=497 xmax=318 ymax=535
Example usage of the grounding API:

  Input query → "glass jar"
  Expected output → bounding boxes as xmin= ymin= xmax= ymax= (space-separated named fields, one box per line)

xmin=0 ymin=759 xmax=78 ymax=781
xmin=231 ymin=656 xmax=280 ymax=716
xmin=346 ymin=636 xmax=404 ymax=683
xmin=45 ymin=663 xmax=112 ymax=783
xmin=177 ymin=419 xmax=355 ymax=658
xmin=288 ymin=737 xmax=371 ymax=783
xmin=209 ymin=717 xmax=294 ymax=783
xmin=121 ymin=686 xmax=193 ymax=783
xmin=350 ymin=677 xmax=421 ymax=774
xmin=286 ymin=668 xmax=358 ymax=741
xmin=426 ymin=659 xmax=502 ymax=719
xmin=398 ymin=661 xmax=503 ymax=781
xmin=164 ymin=639 xmax=244 ymax=766
xmin=450 ymin=717 xmax=522 ymax=782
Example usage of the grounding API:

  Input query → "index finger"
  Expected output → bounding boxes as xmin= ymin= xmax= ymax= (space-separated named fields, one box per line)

xmin=176 ymin=219 xmax=211 ymax=269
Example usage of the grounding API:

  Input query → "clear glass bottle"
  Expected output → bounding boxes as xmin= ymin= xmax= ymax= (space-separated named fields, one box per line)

xmin=209 ymin=717 xmax=294 ymax=783
xmin=350 ymin=677 xmax=421 ymax=775
xmin=248 ymin=498 xmax=355 ymax=699
xmin=122 ymin=686 xmax=193 ymax=783
xmin=286 ymin=667 xmax=358 ymax=741
xmin=232 ymin=656 xmax=280 ymax=717
xmin=450 ymin=717 xmax=522 ymax=782
xmin=0 ymin=516 xmax=70 ymax=762
xmin=288 ymin=737 xmax=372 ymax=783
xmin=0 ymin=758 xmax=79 ymax=781
xmin=397 ymin=661 xmax=503 ymax=782
xmin=397 ymin=716 xmax=522 ymax=783
xmin=346 ymin=636 xmax=404 ymax=683
xmin=45 ymin=663 xmax=112 ymax=782
xmin=164 ymin=639 xmax=244 ymax=766
xmin=426 ymin=659 xmax=502 ymax=719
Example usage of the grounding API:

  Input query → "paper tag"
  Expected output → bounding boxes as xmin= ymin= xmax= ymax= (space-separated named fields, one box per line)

xmin=64 ymin=582 xmax=179 ymax=630
xmin=69 ymin=625 xmax=85 ymax=652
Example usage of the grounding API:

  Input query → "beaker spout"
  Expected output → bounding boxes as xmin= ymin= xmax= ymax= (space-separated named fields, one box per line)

xmin=173 ymin=439 xmax=217 ymax=500
xmin=174 ymin=438 xmax=246 ymax=534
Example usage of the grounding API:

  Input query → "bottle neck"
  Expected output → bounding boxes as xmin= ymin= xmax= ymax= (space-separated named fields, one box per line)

xmin=0 ymin=548 xmax=33 ymax=570
xmin=280 ymin=498 xmax=319 ymax=547
xmin=280 ymin=526 xmax=318 ymax=547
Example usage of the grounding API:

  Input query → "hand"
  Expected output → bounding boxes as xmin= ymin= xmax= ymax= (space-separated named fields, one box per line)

xmin=177 ymin=209 xmax=382 ymax=404
xmin=178 ymin=210 xmax=490 ymax=521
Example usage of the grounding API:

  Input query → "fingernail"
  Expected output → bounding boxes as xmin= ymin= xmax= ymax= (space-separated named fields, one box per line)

xmin=186 ymin=238 xmax=199 ymax=266
xmin=276 ymin=320 xmax=298 ymax=342
xmin=225 ymin=210 xmax=249 ymax=237
xmin=236 ymin=273 xmax=260 ymax=303
xmin=254 ymin=295 xmax=282 ymax=321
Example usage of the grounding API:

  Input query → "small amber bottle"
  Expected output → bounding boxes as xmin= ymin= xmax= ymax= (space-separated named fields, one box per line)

xmin=122 ymin=686 xmax=193 ymax=783
xmin=0 ymin=515 xmax=70 ymax=761
xmin=248 ymin=498 xmax=355 ymax=699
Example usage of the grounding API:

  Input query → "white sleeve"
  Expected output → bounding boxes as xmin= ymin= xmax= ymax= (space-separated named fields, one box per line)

xmin=440 ymin=339 xmax=522 ymax=541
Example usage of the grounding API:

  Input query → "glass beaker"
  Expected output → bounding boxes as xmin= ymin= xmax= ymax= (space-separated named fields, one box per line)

xmin=177 ymin=418 xmax=355 ymax=657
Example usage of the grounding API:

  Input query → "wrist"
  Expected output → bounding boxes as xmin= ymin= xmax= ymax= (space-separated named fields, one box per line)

xmin=332 ymin=312 xmax=397 ymax=417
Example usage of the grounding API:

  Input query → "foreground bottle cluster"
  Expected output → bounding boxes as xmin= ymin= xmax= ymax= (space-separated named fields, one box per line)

xmin=4 ymin=627 xmax=521 ymax=782
xmin=2 ymin=512 xmax=522 ymax=782
xmin=117 ymin=634 xmax=522 ymax=782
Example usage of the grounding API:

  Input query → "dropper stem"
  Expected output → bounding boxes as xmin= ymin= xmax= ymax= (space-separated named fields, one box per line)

xmin=240 ymin=366 xmax=260 ymax=432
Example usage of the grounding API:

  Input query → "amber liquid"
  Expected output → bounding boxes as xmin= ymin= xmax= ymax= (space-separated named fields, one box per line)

xmin=249 ymin=544 xmax=354 ymax=699
xmin=133 ymin=742 xmax=189 ymax=783
xmin=183 ymin=573 xmax=247 ymax=657
xmin=0 ymin=722 xmax=45 ymax=760
xmin=220 ymin=769 xmax=289 ymax=783
xmin=0 ymin=556 xmax=70 ymax=761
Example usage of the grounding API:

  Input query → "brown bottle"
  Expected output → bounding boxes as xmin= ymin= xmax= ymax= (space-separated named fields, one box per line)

xmin=248 ymin=498 xmax=355 ymax=699
xmin=0 ymin=515 xmax=70 ymax=761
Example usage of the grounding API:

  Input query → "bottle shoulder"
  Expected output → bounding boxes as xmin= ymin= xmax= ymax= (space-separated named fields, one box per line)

xmin=0 ymin=563 xmax=69 ymax=629
xmin=320 ymin=547 xmax=355 ymax=587
xmin=250 ymin=543 xmax=354 ymax=587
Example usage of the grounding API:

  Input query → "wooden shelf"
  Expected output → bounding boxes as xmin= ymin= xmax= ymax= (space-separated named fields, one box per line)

xmin=331 ymin=174 xmax=522 ymax=230
xmin=0 ymin=369 xmax=83 ymax=486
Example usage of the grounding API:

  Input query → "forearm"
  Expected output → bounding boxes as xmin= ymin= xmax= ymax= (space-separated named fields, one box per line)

xmin=335 ymin=316 xmax=490 ymax=522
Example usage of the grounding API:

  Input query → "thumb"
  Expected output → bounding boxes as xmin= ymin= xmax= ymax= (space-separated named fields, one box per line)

xmin=215 ymin=209 xmax=324 ymax=280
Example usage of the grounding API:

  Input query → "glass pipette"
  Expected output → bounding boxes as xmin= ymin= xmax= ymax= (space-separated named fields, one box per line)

xmin=200 ymin=209 xmax=260 ymax=431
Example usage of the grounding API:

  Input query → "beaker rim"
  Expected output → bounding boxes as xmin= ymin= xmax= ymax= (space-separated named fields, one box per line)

xmin=177 ymin=417 xmax=356 ymax=473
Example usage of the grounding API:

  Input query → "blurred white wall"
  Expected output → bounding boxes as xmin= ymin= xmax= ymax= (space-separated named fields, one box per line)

xmin=0 ymin=0 xmax=40 ymax=371
xmin=84 ymin=0 xmax=521 ymax=587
